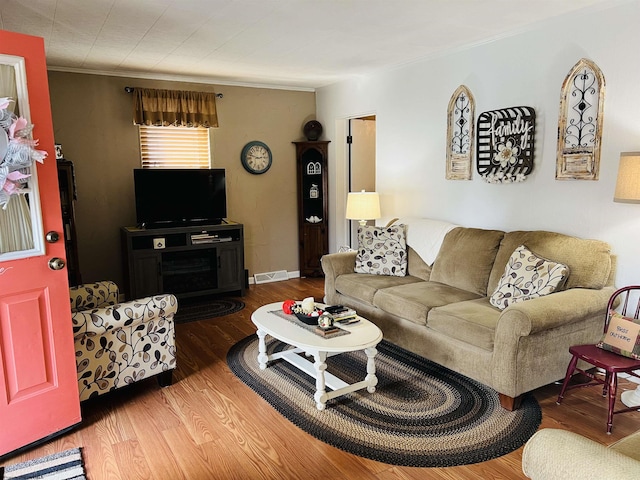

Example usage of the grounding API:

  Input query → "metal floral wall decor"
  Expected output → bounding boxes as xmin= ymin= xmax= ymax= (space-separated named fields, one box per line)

xmin=555 ymin=58 xmax=605 ymax=180
xmin=476 ymin=106 xmax=536 ymax=183
xmin=446 ymin=85 xmax=475 ymax=180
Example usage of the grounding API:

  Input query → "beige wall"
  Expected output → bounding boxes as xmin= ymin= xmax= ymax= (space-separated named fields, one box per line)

xmin=47 ymin=71 xmax=316 ymax=287
xmin=350 ymin=118 xmax=376 ymax=193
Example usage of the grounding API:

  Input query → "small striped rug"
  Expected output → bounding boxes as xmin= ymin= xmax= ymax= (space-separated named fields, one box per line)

xmin=2 ymin=448 xmax=85 ymax=480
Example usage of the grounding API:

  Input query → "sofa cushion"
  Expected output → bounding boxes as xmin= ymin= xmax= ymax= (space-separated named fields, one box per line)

xmin=429 ymin=227 xmax=505 ymax=296
xmin=489 ymin=245 xmax=570 ymax=310
xmin=373 ymin=281 xmax=482 ymax=326
xmin=407 ymin=246 xmax=431 ymax=281
xmin=488 ymin=230 xmax=612 ymax=294
xmin=354 ymin=224 xmax=408 ymax=276
xmin=428 ymin=298 xmax=501 ymax=351
xmin=335 ymin=273 xmax=422 ymax=305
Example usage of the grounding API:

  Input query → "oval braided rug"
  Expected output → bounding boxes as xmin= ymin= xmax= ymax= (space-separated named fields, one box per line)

xmin=227 ymin=335 xmax=542 ymax=467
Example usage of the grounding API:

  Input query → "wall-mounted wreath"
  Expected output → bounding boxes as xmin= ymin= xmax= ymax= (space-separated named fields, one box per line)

xmin=0 ymin=97 xmax=46 ymax=209
xmin=476 ymin=106 xmax=536 ymax=183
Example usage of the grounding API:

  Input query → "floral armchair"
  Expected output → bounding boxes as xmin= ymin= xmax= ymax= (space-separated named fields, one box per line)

xmin=69 ymin=281 xmax=178 ymax=401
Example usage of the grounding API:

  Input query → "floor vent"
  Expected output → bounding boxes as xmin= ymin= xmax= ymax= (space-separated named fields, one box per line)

xmin=254 ymin=270 xmax=289 ymax=284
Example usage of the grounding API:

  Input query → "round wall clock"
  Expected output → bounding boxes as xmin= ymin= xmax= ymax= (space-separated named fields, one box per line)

xmin=241 ymin=141 xmax=272 ymax=174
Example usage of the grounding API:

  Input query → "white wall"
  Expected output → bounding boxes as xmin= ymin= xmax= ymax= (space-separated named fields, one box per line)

xmin=317 ymin=0 xmax=640 ymax=287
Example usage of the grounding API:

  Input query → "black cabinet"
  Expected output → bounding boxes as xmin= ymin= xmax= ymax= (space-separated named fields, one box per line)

xmin=121 ymin=222 xmax=245 ymax=300
xmin=293 ymin=141 xmax=330 ymax=277
xmin=57 ymin=159 xmax=81 ymax=286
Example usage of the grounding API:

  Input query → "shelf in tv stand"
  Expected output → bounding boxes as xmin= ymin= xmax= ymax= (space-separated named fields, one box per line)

xmin=120 ymin=221 xmax=245 ymax=300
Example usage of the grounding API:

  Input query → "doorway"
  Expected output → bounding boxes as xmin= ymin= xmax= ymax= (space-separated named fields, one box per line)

xmin=348 ymin=115 xmax=376 ymax=248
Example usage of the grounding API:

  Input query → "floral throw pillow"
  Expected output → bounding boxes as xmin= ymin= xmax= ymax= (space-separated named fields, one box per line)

xmin=490 ymin=244 xmax=569 ymax=310
xmin=354 ymin=225 xmax=407 ymax=277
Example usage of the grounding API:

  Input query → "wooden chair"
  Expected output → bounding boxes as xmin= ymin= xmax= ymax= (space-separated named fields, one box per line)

xmin=556 ymin=285 xmax=640 ymax=434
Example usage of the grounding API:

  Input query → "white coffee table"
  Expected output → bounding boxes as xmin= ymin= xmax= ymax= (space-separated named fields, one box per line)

xmin=251 ymin=302 xmax=383 ymax=410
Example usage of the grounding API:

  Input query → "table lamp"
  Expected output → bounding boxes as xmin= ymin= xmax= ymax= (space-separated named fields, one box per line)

xmin=614 ymin=152 xmax=640 ymax=408
xmin=346 ymin=190 xmax=381 ymax=227
xmin=614 ymin=152 xmax=640 ymax=204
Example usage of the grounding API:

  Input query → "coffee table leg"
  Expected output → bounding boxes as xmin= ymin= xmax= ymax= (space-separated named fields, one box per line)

xmin=313 ymin=351 xmax=328 ymax=410
xmin=365 ymin=346 xmax=378 ymax=393
xmin=256 ymin=329 xmax=269 ymax=370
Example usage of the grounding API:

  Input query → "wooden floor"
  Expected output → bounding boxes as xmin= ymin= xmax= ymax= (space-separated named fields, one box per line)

xmin=3 ymin=277 xmax=640 ymax=479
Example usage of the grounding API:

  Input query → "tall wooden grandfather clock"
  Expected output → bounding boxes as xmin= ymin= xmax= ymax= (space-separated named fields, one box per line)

xmin=293 ymin=141 xmax=330 ymax=277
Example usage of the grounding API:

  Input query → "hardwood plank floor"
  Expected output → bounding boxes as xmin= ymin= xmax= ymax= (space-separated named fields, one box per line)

xmin=3 ymin=277 xmax=640 ymax=479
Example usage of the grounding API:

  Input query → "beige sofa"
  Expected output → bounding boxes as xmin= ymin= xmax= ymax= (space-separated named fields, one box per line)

xmin=522 ymin=428 xmax=640 ymax=479
xmin=322 ymin=219 xmax=615 ymax=409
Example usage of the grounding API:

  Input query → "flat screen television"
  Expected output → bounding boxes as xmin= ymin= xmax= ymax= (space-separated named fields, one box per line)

xmin=133 ymin=168 xmax=227 ymax=228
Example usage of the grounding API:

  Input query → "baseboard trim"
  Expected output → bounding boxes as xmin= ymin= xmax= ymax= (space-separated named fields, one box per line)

xmin=247 ymin=270 xmax=300 ymax=285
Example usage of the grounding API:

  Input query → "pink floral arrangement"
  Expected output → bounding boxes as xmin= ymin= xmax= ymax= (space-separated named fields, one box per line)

xmin=0 ymin=97 xmax=47 ymax=209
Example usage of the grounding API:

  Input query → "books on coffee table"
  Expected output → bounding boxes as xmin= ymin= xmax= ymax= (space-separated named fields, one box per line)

xmin=331 ymin=308 xmax=357 ymax=322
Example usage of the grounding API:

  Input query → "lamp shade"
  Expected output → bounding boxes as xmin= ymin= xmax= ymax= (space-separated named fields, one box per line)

xmin=346 ymin=191 xmax=381 ymax=224
xmin=614 ymin=152 xmax=640 ymax=203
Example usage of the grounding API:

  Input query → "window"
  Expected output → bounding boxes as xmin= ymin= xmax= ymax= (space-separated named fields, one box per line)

xmin=139 ymin=125 xmax=211 ymax=168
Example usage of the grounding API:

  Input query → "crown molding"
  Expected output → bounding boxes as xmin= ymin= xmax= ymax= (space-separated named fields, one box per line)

xmin=46 ymin=66 xmax=316 ymax=93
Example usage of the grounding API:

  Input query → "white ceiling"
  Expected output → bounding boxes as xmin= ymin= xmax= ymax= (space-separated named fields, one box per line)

xmin=0 ymin=0 xmax=613 ymax=90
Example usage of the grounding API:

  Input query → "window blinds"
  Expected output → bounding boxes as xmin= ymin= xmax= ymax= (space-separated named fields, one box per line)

xmin=139 ymin=125 xmax=210 ymax=169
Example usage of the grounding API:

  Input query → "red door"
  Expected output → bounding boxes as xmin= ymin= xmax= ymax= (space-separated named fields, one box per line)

xmin=0 ymin=30 xmax=81 ymax=457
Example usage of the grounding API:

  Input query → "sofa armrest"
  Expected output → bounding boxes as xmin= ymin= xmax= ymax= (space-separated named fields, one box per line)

xmin=321 ymin=251 xmax=357 ymax=302
xmin=70 ymin=281 xmax=119 ymax=312
xmin=322 ymin=251 xmax=357 ymax=276
xmin=497 ymin=286 xmax=615 ymax=337
xmin=72 ymin=293 xmax=178 ymax=338
xmin=522 ymin=428 xmax=640 ymax=480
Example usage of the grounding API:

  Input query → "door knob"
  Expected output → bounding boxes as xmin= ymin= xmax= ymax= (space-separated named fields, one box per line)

xmin=48 ymin=257 xmax=66 ymax=270
xmin=45 ymin=231 xmax=60 ymax=243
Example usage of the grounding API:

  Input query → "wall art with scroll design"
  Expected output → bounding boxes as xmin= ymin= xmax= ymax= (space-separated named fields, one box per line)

xmin=556 ymin=58 xmax=605 ymax=180
xmin=446 ymin=85 xmax=475 ymax=180
xmin=476 ymin=106 xmax=536 ymax=184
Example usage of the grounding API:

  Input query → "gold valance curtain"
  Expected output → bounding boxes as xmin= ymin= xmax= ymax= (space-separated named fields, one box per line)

xmin=133 ymin=88 xmax=218 ymax=128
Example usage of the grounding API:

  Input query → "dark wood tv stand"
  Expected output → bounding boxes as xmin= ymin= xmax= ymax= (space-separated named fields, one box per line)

xmin=121 ymin=221 xmax=245 ymax=300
